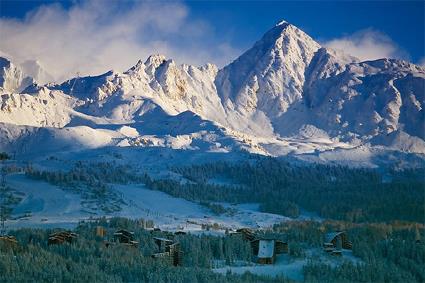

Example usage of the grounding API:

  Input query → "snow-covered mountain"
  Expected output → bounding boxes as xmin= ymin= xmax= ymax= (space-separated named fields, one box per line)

xmin=0 ymin=57 xmax=34 ymax=93
xmin=0 ymin=57 xmax=54 ymax=93
xmin=216 ymin=20 xmax=321 ymax=117
xmin=0 ymin=20 xmax=424 ymax=166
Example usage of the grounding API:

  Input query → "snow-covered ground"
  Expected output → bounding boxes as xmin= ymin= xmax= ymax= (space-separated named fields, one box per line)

xmin=114 ymin=185 xmax=290 ymax=231
xmin=5 ymin=173 xmax=289 ymax=231
xmin=213 ymin=248 xmax=362 ymax=281
xmin=213 ymin=254 xmax=306 ymax=282
xmin=3 ymin=164 xmax=360 ymax=282
xmin=6 ymin=173 xmax=90 ymax=229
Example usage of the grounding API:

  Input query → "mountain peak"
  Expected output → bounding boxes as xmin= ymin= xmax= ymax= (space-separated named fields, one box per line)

xmin=124 ymin=54 xmax=167 ymax=75
xmin=275 ymin=19 xmax=288 ymax=26
xmin=145 ymin=54 xmax=167 ymax=67
xmin=215 ymin=19 xmax=321 ymax=116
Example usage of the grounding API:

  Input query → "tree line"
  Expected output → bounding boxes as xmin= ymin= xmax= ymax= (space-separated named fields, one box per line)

xmin=1 ymin=217 xmax=289 ymax=283
xmin=24 ymin=158 xmax=425 ymax=223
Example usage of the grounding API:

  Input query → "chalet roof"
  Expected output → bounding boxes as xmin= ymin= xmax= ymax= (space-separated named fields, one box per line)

xmin=0 ymin=236 xmax=18 ymax=244
xmin=167 ymin=242 xmax=180 ymax=248
xmin=114 ymin=229 xmax=134 ymax=236
xmin=49 ymin=231 xmax=78 ymax=238
xmin=153 ymin=237 xmax=173 ymax=243
xmin=325 ymin=231 xmax=346 ymax=243
xmin=252 ymin=236 xmax=286 ymax=242
xmin=152 ymin=252 xmax=171 ymax=258
xmin=236 ymin=228 xmax=254 ymax=233
xmin=257 ymin=239 xmax=275 ymax=259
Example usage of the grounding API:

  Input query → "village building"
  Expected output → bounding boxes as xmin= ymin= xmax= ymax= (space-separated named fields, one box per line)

xmin=235 ymin=228 xmax=256 ymax=241
xmin=257 ymin=239 xmax=276 ymax=264
xmin=152 ymin=237 xmax=182 ymax=266
xmin=251 ymin=238 xmax=289 ymax=264
xmin=113 ymin=229 xmax=139 ymax=247
xmin=324 ymin=231 xmax=352 ymax=250
xmin=323 ymin=242 xmax=334 ymax=253
xmin=0 ymin=235 xmax=18 ymax=247
xmin=138 ymin=219 xmax=154 ymax=229
xmin=153 ymin=237 xmax=174 ymax=252
xmin=323 ymin=231 xmax=352 ymax=255
xmin=147 ymin=227 xmax=162 ymax=234
xmin=167 ymin=242 xmax=183 ymax=266
xmin=48 ymin=231 xmax=78 ymax=245
xmin=95 ymin=226 xmax=106 ymax=238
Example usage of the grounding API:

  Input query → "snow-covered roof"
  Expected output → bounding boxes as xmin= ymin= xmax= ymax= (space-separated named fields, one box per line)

xmin=257 ymin=239 xmax=275 ymax=258
xmin=153 ymin=237 xmax=173 ymax=243
xmin=325 ymin=231 xmax=345 ymax=243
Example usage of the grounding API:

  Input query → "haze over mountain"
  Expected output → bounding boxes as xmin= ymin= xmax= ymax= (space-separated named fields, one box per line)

xmin=1 ymin=21 xmax=424 ymax=166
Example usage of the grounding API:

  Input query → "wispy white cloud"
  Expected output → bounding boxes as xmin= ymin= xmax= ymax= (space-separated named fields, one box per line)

xmin=0 ymin=0 xmax=240 ymax=82
xmin=323 ymin=29 xmax=409 ymax=62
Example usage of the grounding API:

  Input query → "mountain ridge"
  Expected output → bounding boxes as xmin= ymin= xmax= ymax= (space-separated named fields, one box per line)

xmin=0 ymin=21 xmax=424 ymax=165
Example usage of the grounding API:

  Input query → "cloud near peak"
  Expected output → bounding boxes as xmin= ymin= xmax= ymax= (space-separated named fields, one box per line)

xmin=323 ymin=29 xmax=409 ymax=62
xmin=0 ymin=0 xmax=240 ymax=83
xmin=1 ymin=2 xmax=415 ymax=84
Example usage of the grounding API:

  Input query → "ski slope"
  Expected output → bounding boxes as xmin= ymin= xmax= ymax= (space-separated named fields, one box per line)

xmin=6 ymin=173 xmax=291 ymax=231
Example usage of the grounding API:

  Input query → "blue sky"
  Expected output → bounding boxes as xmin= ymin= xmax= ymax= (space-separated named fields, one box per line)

xmin=0 ymin=0 xmax=423 ymax=80
xmin=189 ymin=1 xmax=424 ymax=60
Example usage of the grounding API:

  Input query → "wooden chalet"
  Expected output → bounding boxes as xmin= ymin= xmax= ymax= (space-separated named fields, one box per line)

xmin=323 ymin=242 xmax=334 ymax=253
xmin=257 ymin=239 xmax=275 ymax=264
xmin=275 ymin=240 xmax=289 ymax=254
xmin=167 ymin=242 xmax=183 ymax=266
xmin=323 ymin=231 xmax=352 ymax=256
xmin=251 ymin=238 xmax=288 ymax=264
xmin=152 ymin=237 xmax=182 ymax=266
xmin=147 ymin=227 xmax=161 ymax=234
xmin=324 ymin=231 xmax=352 ymax=250
xmin=138 ymin=219 xmax=154 ymax=229
xmin=0 ymin=235 xmax=18 ymax=247
xmin=48 ymin=231 xmax=78 ymax=245
xmin=236 ymin=228 xmax=256 ymax=241
xmin=153 ymin=237 xmax=174 ymax=252
xmin=96 ymin=226 xmax=106 ymax=238
xmin=113 ymin=229 xmax=139 ymax=247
